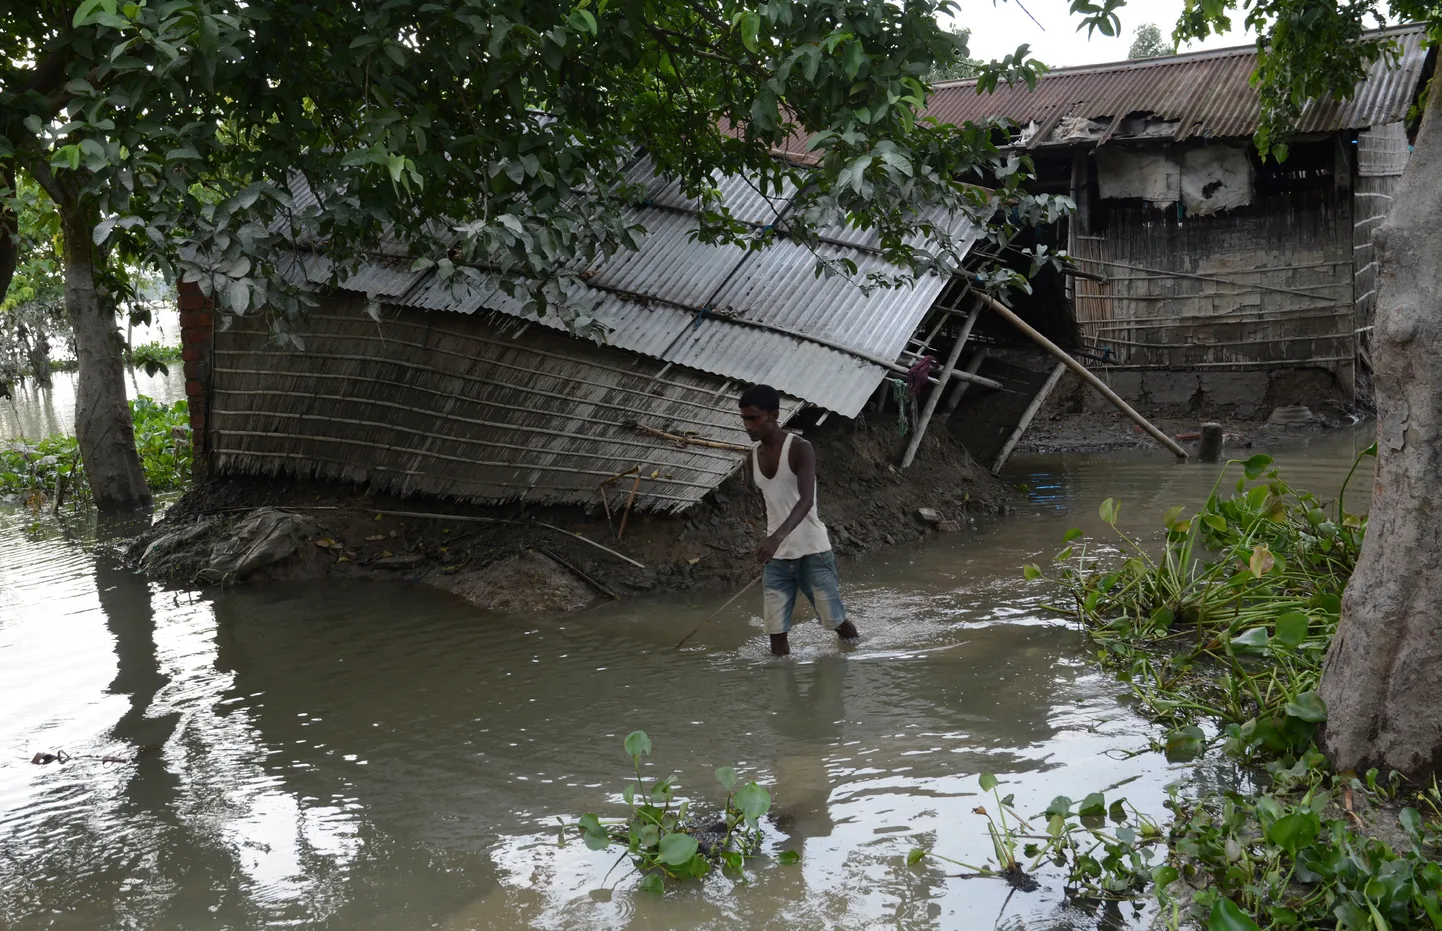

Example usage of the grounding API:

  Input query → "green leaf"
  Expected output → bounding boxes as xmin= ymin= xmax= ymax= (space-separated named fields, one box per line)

xmin=715 ymin=766 xmax=737 ymax=791
xmin=1098 ymin=498 xmax=1119 ymax=525
xmin=1045 ymin=796 xmax=1072 ymax=818
xmin=1284 ymin=691 xmax=1327 ymax=723
xmin=1399 ymin=806 xmax=1423 ymax=842
xmin=657 ymin=832 xmax=698 ymax=866
xmin=1062 ymin=527 xmax=1084 ymax=543
xmin=636 ymin=873 xmax=664 ymax=895
xmin=1203 ymin=513 xmax=1228 ymax=532
xmin=738 ymin=11 xmax=760 ymax=53
xmin=73 ymin=0 xmax=108 ymax=27
xmin=1153 ymin=864 xmax=1179 ymax=888
xmin=1230 ymin=627 xmax=1270 ymax=650
xmin=978 ymin=772 xmax=998 ymax=792
xmin=733 ymin=781 xmax=771 ymax=827
xmin=1274 ymin=612 xmax=1309 ymax=648
xmin=906 ymin=847 xmax=927 ymax=866
xmin=1164 ymin=725 xmax=1206 ymax=762
xmin=569 ymin=8 xmax=597 ymax=35
xmin=1243 ymin=454 xmax=1274 ymax=480
xmin=1208 ymin=897 xmax=1261 ymax=931
xmin=1023 ymin=564 xmax=1042 ymax=581
xmin=777 ymin=850 xmax=800 ymax=865
xmin=1078 ymin=792 xmax=1106 ymax=818
xmin=624 ymin=730 xmax=652 ymax=758
xmin=1265 ymin=811 xmax=1320 ymax=856
xmin=387 ymin=153 xmax=405 ymax=184
xmin=843 ymin=40 xmax=865 ymax=80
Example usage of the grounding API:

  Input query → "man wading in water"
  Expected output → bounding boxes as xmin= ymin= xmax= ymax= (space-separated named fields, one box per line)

xmin=739 ymin=384 xmax=860 ymax=656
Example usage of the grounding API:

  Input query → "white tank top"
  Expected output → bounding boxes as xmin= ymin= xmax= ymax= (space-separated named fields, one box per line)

xmin=751 ymin=432 xmax=831 ymax=559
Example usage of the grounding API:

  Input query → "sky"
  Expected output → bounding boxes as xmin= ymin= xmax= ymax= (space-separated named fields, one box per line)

xmin=948 ymin=0 xmax=1258 ymax=69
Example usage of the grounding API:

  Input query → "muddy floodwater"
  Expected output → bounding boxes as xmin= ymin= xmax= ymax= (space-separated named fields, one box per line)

xmin=1 ymin=395 xmax=1375 ymax=929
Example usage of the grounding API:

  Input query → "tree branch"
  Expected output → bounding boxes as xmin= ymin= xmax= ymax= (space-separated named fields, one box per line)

xmin=25 ymin=157 xmax=69 ymax=208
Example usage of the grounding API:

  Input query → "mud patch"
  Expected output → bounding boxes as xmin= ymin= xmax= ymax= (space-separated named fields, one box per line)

xmin=130 ymin=414 xmax=1009 ymax=611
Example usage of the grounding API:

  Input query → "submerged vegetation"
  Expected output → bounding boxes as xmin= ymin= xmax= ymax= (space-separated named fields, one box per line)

xmin=562 ymin=731 xmax=797 ymax=893
xmin=1 ymin=395 xmax=191 ymax=511
xmin=918 ymin=450 xmax=1442 ymax=930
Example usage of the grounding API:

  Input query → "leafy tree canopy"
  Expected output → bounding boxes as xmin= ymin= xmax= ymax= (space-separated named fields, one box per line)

xmin=1 ymin=0 xmax=1077 ymax=346
xmin=1127 ymin=22 xmax=1174 ymax=59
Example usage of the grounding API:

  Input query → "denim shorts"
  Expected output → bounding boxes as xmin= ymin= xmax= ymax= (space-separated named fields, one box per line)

xmin=763 ymin=550 xmax=846 ymax=635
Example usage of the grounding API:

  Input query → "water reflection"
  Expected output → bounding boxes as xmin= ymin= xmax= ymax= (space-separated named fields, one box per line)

xmin=1 ymin=367 xmax=186 ymax=441
xmin=0 ymin=423 xmax=1376 ymax=929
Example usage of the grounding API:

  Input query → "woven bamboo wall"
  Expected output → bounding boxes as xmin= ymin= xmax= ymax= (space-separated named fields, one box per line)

xmin=1071 ymin=152 xmax=1355 ymax=372
xmin=209 ymin=298 xmax=792 ymax=512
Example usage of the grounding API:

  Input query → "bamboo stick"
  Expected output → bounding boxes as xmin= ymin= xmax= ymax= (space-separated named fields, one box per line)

xmin=674 ymin=575 xmax=763 ymax=649
xmin=533 ymin=547 xmax=619 ymax=599
xmin=975 ymin=293 xmax=1188 ymax=460
xmin=901 ymin=299 xmax=981 ymax=469
xmin=617 ymin=472 xmax=642 ymax=540
xmin=269 ymin=506 xmax=648 ymax=568
xmin=630 ymin=423 xmax=751 ymax=452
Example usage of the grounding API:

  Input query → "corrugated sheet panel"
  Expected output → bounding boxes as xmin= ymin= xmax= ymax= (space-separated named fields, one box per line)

xmin=924 ymin=25 xmax=1430 ymax=144
xmin=624 ymin=155 xmax=795 ymax=225
xmin=209 ymin=301 xmax=801 ymax=512
xmin=664 ymin=321 xmax=884 ymax=417
xmin=709 ymin=246 xmax=954 ymax=363
xmin=307 ymin=161 xmax=983 ymax=417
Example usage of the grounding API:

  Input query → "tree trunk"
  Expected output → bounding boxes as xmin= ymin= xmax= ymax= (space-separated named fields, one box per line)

xmin=0 ymin=162 xmax=17 ymax=304
xmin=1317 ymin=84 xmax=1442 ymax=779
xmin=59 ymin=203 xmax=152 ymax=513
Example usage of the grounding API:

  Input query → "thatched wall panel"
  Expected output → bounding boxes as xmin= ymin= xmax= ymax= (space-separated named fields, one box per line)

xmin=208 ymin=298 xmax=789 ymax=511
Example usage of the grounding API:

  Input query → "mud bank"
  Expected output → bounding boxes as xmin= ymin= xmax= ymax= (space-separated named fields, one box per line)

xmin=130 ymin=416 xmax=1008 ymax=613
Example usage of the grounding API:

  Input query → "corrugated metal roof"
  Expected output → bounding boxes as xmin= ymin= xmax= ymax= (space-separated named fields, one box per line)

xmin=312 ymin=158 xmax=983 ymax=417
xmin=924 ymin=24 xmax=1430 ymax=145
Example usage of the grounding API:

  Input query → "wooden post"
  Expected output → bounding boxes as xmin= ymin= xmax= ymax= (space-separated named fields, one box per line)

xmin=1199 ymin=423 xmax=1225 ymax=462
xmin=974 ymin=292 xmax=1188 ymax=460
xmin=901 ymin=300 xmax=982 ymax=469
xmin=992 ymin=362 xmax=1067 ymax=473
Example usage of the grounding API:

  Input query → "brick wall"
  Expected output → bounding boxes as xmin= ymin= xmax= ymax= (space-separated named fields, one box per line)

xmin=178 ymin=280 xmax=214 ymax=479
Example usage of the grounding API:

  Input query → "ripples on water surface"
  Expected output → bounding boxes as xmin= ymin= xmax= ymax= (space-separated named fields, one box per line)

xmin=0 ymin=423 xmax=1375 ymax=930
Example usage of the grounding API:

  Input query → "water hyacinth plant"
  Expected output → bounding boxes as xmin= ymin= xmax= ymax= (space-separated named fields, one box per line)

xmin=563 ymin=731 xmax=796 ymax=893
xmin=1004 ymin=450 xmax=1442 ymax=930
xmin=1 ymin=395 xmax=191 ymax=512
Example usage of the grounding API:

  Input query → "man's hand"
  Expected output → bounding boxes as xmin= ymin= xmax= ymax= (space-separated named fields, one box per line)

xmin=756 ymin=534 xmax=780 ymax=564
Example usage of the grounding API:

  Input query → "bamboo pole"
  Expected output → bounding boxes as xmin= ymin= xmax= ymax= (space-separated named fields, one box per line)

xmin=991 ymin=361 xmax=1067 ymax=473
xmin=974 ymin=293 xmax=1188 ymax=460
xmin=617 ymin=472 xmax=642 ymax=540
xmin=901 ymin=300 xmax=982 ymax=469
xmin=630 ymin=423 xmax=750 ymax=451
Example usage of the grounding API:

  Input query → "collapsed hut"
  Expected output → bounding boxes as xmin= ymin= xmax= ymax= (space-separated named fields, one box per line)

xmin=178 ymin=153 xmax=1062 ymax=514
xmin=921 ymin=24 xmax=1433 ymax=424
